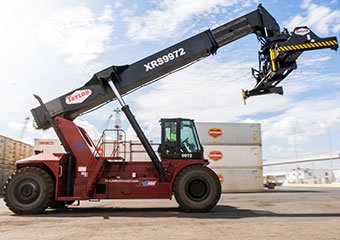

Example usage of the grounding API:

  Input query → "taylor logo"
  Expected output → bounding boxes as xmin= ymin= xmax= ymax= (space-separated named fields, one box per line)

xmin=208 ymin=128 xmax=222 ymax=138
xmin=208 ymin=150 xmax=223 ymax=161
xmin=65 ymin=89 xmax=92 ymax=104
xmin=217 ymin=174 xmax=224 ymax=183
xmin=294 ymin=28 xmax=310 ymax=36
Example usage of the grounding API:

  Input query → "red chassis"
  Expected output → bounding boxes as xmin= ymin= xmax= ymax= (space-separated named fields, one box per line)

xmin=16 ymin=117 xmax=208 ymax=201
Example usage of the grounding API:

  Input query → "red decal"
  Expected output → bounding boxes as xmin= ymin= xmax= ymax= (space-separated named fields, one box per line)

xmin=294 ymin=28 xmax=310 ymax=36
xmin=217 ymin=174 xmax=224 ymax=183
xmin=65 ymin=89 xmax=92 ymax=104
xmin=208 ymin=150 xmax=223 ymax=161
xmin=38 ymin=141 xmax=54 ymax=145
xmin=208 ymin=128 xmax=222 ymax=138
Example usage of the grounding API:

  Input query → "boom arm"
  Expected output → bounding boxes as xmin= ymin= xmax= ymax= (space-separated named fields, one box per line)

xmin=31 ymin=4 xmax=338 ymax=130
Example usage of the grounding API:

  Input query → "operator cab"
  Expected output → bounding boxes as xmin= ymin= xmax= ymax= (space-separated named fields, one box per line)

xmin=159 ymin=118 xmax=203 ymax=160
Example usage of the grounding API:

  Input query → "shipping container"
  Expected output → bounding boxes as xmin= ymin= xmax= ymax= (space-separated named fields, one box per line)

xmin=203 ymin=145 xmax=262 ymax=168
xmin=212 ymin=167 xmax=263 ymax=192
xmin=196 ymin=122 xmax=261 ymax=145
xmin=34 ymin=139 xmax=65 ymax=154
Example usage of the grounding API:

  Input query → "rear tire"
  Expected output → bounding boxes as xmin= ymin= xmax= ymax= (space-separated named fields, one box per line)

xmin=174 ymin=165 xmax=221 ymax=212
xmin=3 ymin=167 xmax=54 ymax=214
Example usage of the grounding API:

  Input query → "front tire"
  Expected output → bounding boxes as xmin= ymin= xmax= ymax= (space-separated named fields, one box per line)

xmin=3 ymin=167 xmax=54 ymax=214
xmin=174 ymin=165 xmax=221 ymax=212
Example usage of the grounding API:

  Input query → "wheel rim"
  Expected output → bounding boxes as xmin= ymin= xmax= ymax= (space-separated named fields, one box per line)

xmin=186 ymin=178 xmax=210 ymax=201
xmin=14 ymin=180 xmax=40 ymax=204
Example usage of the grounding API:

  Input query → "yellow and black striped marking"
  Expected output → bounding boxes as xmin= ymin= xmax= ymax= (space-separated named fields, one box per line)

xmin=277 ymin=40 xmax=338 ymax=52
xmin=269 ymin=49 xmax=277 ymax=72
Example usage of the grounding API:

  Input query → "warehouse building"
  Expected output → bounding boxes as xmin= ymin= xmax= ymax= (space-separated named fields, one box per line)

xmin=0 ymin=135 xmax=34 ymax=191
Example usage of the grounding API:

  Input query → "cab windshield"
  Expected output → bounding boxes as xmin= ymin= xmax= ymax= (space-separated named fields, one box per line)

xmin=180 ymin=120 xmax=201 ymax=153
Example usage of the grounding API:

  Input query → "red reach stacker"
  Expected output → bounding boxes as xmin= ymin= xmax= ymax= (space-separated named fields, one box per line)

xmin=3 ymin=5 xmax=338 ymax=214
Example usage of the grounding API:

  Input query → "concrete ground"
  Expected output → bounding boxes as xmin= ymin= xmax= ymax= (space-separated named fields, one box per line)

xmin=0 ymin=186 xmax=340 ymax=240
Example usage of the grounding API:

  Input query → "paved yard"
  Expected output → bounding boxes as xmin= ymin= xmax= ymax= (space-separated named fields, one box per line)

xmin=1 ymin=187 xmax=340 ymax=240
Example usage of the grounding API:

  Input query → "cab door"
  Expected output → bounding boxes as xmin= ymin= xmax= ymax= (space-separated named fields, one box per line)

xmin=159 ymin=119 xmax=203 ymax=160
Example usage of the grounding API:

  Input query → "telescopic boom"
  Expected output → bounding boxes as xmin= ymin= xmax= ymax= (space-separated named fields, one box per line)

xmin=31 ymin=4 xmax=338 ymax=130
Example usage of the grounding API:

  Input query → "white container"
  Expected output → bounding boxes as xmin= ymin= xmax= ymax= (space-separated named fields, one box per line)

xmin=203 ymin=145 xmax=262 ymax=168
xmin=196 ymin=122 xmax=261 ymax=145
xmin=34 ymin=139 xmax=66 ymax=154
xmin=212 ymin=167 xmax=263 ymax=192
xmin=33 ymin=139 xmax=154 ymax=162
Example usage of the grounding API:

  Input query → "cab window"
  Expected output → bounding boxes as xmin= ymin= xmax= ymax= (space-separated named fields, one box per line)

xmin=164 ymin=122 xmax=177 ymax=142
xmin=180 ymin=121 xmax=201 ymax=153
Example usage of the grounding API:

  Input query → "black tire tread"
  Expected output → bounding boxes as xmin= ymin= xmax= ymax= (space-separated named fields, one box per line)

xmin=173 ymin=165 xmax=221 ymax=213
xmin=3 ymin=167 xmax=54 ymax=214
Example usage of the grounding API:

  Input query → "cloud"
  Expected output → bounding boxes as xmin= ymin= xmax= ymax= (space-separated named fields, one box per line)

xmin=125 ymin=47 xmax=339 ymax=159
xmin=8 ymin=118 xmax=102 ymax=145
xmin=262 ymin=103 xmax=340 ymax=146
xmin=9 ymin=119 xmax=57 ymax=145
xmin=98 ymin=5 xmax=114 ymax=22
xmin=74 ymin=119 xmax=103 ymax=140
xmin=125 ymin=0 xmax=258 ymax=42
xmin=1 ymin=0 xmax=339 ymax=163
xmin=0 ymin=2 xmax=117 ymax=145
xmin=129 ymin=57 xmax=291 ymax=140
xmin=39 ymin=5 xmax=114 ymax=72
xmin=261 ymin=100 xmax=340 ymax=160
xmin=285 ymin=0 xmax=340 ymax=35
xmin=298 ymin=55 xmax=331 ymax=67
xmin=266 ymin=145 xmax=304 ymax=158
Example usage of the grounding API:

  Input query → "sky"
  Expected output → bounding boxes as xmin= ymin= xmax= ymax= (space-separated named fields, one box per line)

xmin=0 ymin=0 xmax=339 ymax=162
